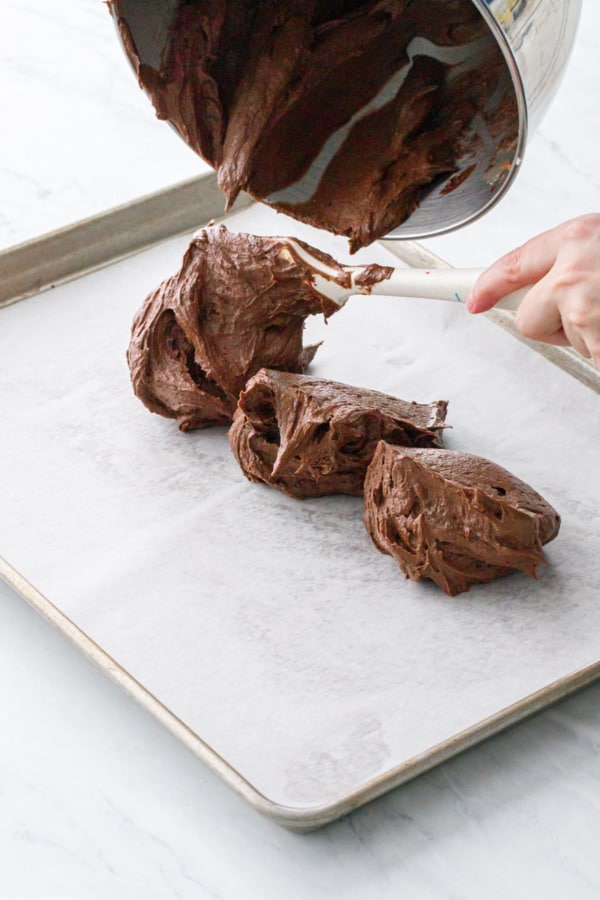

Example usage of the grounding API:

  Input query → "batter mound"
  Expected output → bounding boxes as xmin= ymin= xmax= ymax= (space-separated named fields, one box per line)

xmin=127 ymin=225 xmax=347 ymax=430
xmin=229 ymin=368 xmax=448 ymax=498
xmin=363 ymin=444 xmax=561 ymax=596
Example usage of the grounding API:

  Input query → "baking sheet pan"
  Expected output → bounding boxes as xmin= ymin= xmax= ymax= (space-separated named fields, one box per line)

xmin=1 ymin=187 xmax=599 ymax=830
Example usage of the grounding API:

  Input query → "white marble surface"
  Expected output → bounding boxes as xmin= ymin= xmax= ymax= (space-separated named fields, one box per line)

xmin=1 ymin=1 xmax=600 ymax=897
xmin=1 ymin=0 xmax=207 ymax=250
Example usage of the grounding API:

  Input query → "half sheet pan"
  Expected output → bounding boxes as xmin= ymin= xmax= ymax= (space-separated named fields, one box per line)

xmin=1 ymin=175 xmax=599 ymax=830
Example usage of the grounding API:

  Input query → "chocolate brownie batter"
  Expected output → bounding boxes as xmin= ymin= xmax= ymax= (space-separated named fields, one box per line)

xmin=113 ymin=0 xmax=516 ymax=249
xmin=229 ymin=369 xmax=448 ymax=498
xmin=363 ymin=444 xmax=561 ymax=596
xmin=127 ymin=225 xmax=349 ymax=430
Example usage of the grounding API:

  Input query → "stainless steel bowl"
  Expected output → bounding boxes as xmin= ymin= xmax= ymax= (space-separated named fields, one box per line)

xmin=390 ymin=0 xmax=584 ymax=238
xmin=110 ymin=0 xmax=583 ymax=239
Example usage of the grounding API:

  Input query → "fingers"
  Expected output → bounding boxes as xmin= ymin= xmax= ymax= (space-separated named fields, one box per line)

xmin=515 ymin=274 xmax=600 ymax=363
xmin=467 ymin=224 xmax=566 ymax=314
xmin=465 ymin=215 xmax=600 ymax=368
xmin=565 ymin=297 xmax=600 ymax=366
xmin=513 ymin=278 xmax=562 ymax=341
xmin=538 ymin=329 xmax=570 ymax=348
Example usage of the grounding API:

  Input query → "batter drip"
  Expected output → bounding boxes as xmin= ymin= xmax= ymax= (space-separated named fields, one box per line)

xmin=114 ymin=0 xmax=517 ymax=249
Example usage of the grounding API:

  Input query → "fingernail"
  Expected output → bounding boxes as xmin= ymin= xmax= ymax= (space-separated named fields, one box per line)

xmin=466 ymin=295 xmax=476 ymax=312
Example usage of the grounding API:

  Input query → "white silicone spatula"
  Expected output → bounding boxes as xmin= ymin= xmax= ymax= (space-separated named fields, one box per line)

xmin=285 ymin=239 xmax=525 ymax=311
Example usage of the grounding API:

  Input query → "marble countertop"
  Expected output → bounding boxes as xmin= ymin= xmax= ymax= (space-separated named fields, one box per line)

xmin=2 ymin=1 xmax=600 ymax=897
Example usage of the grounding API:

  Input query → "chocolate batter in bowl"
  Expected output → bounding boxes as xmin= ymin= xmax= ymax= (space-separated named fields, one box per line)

xmin=109 ymin=0 xmax=581 ymax=244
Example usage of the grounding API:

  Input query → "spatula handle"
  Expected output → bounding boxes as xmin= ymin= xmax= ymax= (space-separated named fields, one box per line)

xmin=370 ymin=267 xmax=527 ymax=311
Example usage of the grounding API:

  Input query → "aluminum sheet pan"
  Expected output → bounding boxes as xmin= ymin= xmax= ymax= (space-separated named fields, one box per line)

xmin=1 ymin=200 xmax=599 ymax=831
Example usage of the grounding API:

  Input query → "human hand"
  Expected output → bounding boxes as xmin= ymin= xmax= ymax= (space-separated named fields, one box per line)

xmin=467 ymin=215 xmax=600 ymax=368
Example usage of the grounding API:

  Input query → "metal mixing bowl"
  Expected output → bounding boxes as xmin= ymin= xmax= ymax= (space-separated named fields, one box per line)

xmin=110 ymin=0 xmax=583 ymax=239
xmin=395 ymin=0 xmax=584 ymax=238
